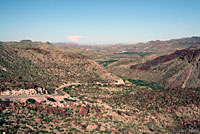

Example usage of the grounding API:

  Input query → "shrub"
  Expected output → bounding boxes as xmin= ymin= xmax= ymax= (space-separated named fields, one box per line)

xmin=119 ymin=76 xmax=163 ymax=90
xmin=0 ymin=119 xmax=5 ymax=126
xmin=12 ymin=84 xmax=22 ymax=88
xmin=97 ymin=60 xmax=118 ymax=67
xmin=47 ymin=97 xmax=56 ymax=102
xmin=26 ymin=98 xmax=36 ymax=104
xmin=63 ymin=87 xmax=71 ymax=94
xmin=64 ymin=98 xmax=76 ymax=102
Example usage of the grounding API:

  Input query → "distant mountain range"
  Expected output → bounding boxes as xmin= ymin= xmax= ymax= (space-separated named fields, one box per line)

xmin=55 ymin=36 xmax=200 ymax=52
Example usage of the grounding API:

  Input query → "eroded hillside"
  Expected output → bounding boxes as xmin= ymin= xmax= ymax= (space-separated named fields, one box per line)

xmin=128 ymin=48 xmax=200 ymax=88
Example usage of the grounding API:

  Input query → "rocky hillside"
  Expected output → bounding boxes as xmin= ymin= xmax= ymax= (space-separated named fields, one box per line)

xmin=1 ymin=83 xmax=199 ymax=133
xmin=0 ymin=42 xmax=123 ymax=92
xmin=129 ymin=48 xmax=200 ymax=88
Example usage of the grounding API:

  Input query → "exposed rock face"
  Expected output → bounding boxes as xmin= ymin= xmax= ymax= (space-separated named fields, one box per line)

xmin=130 ymin=48 xmax=200 ymax=71
xmin=129 ymin=48 xmax=200 ymax=88
xmin=114 ymin=79 xmax=125 ymax=85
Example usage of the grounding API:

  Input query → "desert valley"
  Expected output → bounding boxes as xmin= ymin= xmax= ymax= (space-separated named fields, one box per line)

xmin=1 ymin=0 xmax=200 ymax=133
xmin=0 ymin=37 xmax=200 ymax=133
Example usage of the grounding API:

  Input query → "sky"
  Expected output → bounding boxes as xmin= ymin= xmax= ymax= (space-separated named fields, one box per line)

xmin=0 ymin=0 xmax=200 ymax=44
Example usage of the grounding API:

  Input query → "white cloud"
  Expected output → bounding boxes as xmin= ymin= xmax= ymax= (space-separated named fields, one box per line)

xmin=67 ymin=35 xmax=83 ymax=42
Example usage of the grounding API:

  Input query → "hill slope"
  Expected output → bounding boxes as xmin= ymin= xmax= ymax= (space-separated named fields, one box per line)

xmin=129 ymin=48 xmax=200 ymax=88
xmin=1 ymin=83 xmax=200 ymax=133
xmin=0 ymin=42 xmax=123 ymax=92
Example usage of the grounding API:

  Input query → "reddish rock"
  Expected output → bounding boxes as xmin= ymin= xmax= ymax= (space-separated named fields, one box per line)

xmin=72 ymin=115 xmax=77 ymax=118
xmin=86 ymin=123 xmax=98 ymax=131
xmin=108 ymin=115 xmax=113 ymax=120
xmin=0 ymin=101 xmax=10 ymax=111
xmin=84 ymin=121 xmax=89 ymax=127
xmin=34 ymin=130 xmax=39 ymax=134
xmin=35 ymin=118 xmax=42 ymax=125
xmin=67 ymin=102 xmax=77 ymax=108
xmin=79 ymin=105 xmax=89 ymax=116
xmin=130 ymin=48 xmax=200 ymax=71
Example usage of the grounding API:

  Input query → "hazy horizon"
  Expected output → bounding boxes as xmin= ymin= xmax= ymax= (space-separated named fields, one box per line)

xmin=1 ymin=0 xmax=200 ymax=44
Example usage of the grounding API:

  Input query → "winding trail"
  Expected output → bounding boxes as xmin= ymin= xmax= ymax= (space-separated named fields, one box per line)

xmin=0 ymin=82 xmax=81 ymax=103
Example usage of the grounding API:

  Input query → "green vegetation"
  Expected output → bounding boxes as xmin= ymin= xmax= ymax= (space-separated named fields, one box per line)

xmin=64 ymin=98 xmax=76 ymax=102
xmin=63 ymin=87 xmax=72 ymax=94
xmin=114 ymin=52 xmax=152 ymax=56
xmin=11 ymin=84 xmax=22 ymax=88
xmin=131 ymin=80 xmax=163 ymax=90
xmin=97 ymin=60 xmax=118 ymax=67
xmin=120 ymin=76 xmax=163 ymax=90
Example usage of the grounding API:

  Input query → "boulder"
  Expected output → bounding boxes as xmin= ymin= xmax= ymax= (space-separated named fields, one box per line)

xmin=0 ymin=90 xmax=11 ymax=95
xmin=86 ymin=123 xmax=98 ymax=131
xmin=115 ymin=79 xmax=125 ymax=85
xmin=79 ymin=105 xmax=89 ymax=116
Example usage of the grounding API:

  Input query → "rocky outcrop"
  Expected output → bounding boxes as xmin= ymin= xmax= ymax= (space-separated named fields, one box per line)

xmin=0 ymin=87 xmax=48 ymax=96
xmin=79 ymin=105 xmax=89 ymax=116
xmin=86 ymin=123 xmax=98 ymax=131
xmin=114 ymin=79 xmax=125 ymax=85
xmin=130 ymin=48 xmax=200 ymax=71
